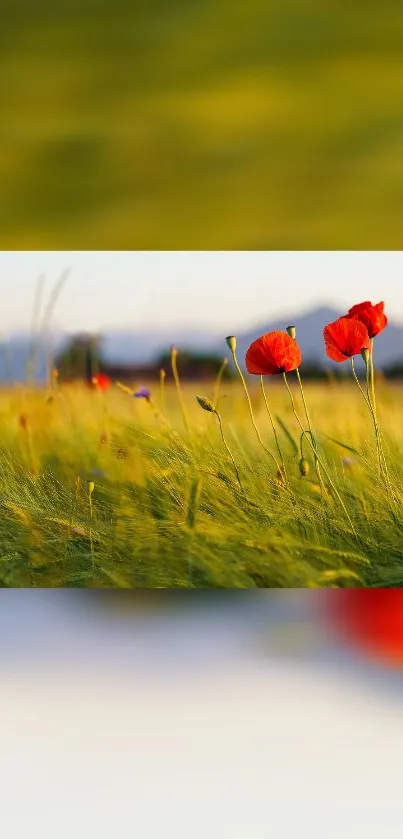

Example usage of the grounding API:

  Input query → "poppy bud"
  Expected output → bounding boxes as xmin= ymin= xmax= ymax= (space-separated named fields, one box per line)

xmin=287 ymin=325 xmax=296 ymax=339
xmin=196 ymin=395 xmax=216 ymax=413
xmin=226 ymin=336 xmax=237 ymax=353
xmin=88 ymin=481 xmax=95 ymax=495
xmin=299 ymin=457 xmax=310 ymax=477
xmin=361 ymin=347 xmax=370 ymax=366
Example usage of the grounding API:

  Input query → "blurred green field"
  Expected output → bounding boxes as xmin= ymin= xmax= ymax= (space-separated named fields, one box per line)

xmin=0 ymin=377 xmax=402 ymax=588
xmin=2 ymin=0 xmax=403 ymax=248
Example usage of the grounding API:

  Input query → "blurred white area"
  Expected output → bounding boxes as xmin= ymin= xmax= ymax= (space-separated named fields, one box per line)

xmin=2 ymin=251 xmax=403 ymax=331
xmin=0 ymin=592 xmax=402 ymax=838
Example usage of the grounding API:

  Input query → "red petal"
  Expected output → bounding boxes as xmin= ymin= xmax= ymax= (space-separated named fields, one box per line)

xmin=246 ymin=331 xmax=302 ymax=375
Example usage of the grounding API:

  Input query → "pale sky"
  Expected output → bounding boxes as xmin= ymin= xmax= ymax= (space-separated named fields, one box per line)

xmin=1 ymin=250 xmax=402 ymax=333
xmin=1 ymin=592 xmax=402 ymax=839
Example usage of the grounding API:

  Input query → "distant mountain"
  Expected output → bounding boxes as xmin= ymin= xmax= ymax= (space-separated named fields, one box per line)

xmin=0 ymin=306 xmax=402 ymax=383
xmin=101 ymin=328 xmax=221 ymax=365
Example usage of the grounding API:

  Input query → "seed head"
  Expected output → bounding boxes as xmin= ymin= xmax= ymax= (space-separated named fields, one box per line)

xmin=196 ymin=395 xmax=216 ymax=413
xmin=299 ymin=457 xmax=310 ymax=477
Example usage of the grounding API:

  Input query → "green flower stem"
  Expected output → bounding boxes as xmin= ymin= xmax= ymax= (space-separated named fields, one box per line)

xmin=213 ymin=357 xmax=228 ymax=410
xmin=230 ymin=348 xmax=281 ymax=474
xmin=369 ymin=338 xmax=377 ymax=417
xmin=350 ymin=357 xmax=393 ymax=502
xmin=260 ymin=375 xmax=287 ymax=482
xmin=367 ymin=342 xmax=392 ymax=493
xmin=295 ymin=367 xmax=324 ymax=493
xmin=63 ymin=477 xmax=80 ymax=575
xmin=283 ymin=373 xmax=357 ymax=537
xmin=214 ymin=409 xmax=243 ymax=493
xmin=88 ymin=482 xmax=95 ymax=573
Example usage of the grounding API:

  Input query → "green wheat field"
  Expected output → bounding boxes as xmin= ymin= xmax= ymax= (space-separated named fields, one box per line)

xmin=1 ymin=373 xmax=402 ymax=588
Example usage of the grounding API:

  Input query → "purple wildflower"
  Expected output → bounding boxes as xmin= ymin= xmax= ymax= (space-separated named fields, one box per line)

xmin=133 ymin=386 xmax=151 ymax=401
xmin=341 ymin=457 xmax=357 ymax=469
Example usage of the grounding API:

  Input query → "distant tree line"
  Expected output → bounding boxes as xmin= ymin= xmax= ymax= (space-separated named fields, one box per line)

xmin=54 ymin=334 xmax=403 ymax=383
xmin=54 ymin=334 xmax=235 ymax=383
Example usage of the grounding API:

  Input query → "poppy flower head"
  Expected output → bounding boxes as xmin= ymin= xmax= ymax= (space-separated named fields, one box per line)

xmin=92 ymin=373 xmax=111 ymax=391
xmin=245 ymin=330 xmax=302 ymax=376
xmin=323 ymin=317 xmax=370 ymax=363
xmin=347 ymin=301 xmax=387 ymax=338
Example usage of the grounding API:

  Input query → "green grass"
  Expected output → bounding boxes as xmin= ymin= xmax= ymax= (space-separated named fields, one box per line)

xmin=2 ymin=0 xmax=403 ymax=247
xmin=0 ymin=376 xmax=402 ymax=588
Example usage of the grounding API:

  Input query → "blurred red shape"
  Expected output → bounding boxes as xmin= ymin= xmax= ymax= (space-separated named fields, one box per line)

xmin=326 ymin=590 xmax=403 ymax=666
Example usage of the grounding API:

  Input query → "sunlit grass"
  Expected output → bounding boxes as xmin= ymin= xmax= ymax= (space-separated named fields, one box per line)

xmin=0 ymin=378 xmax=402 ymax=588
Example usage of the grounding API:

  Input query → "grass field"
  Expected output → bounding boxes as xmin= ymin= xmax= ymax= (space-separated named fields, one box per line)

xmin=1 ymin=374 xmax=402 ymax=588
xmin=2 ymin=0 xmax=403 ymax=248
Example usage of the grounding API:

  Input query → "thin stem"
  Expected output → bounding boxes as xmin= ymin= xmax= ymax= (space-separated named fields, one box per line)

xmin=213 ymin=358 xmax=228 ymax=410
xmin=260 ymin=376 xmax=287 ymax=481
xmin=283 ymin=373 xmax=357 ymax=537
xmin=64 ymin=477 xmax=81 ymax=576
xmin=296 ymin=367 xmax=324 ymax=493
xmin=89 ymin=486 xmax=95 ymax=573
xmin=369 ymin=338 xmax=377 ymax=417
xmin=368 ymin=342 xmax=391 ymax=488
xmin=171 ymin=348 xmax=190 ymax=434
xmin=186 ymin=478 xmax=202 ymax=587
xmin=214 ymin=409 xmax=243 ymax=493
xmin=350 ymin=357 xmax=387 ymax=475
xmin=230 ymin=349 xmax=281 ymax=474
xmin=28 ymin=274 xmax=46 ymax=387
xmin=367 ymin=343 xmax=388 ymax=478
xmin=350 ymin=357 xmax=373 ymax=412
xmin=351 ymin=357 xmax=395 ymax=507
xmin=300 ymin=429 xmax=316 ymax=458
xmin=366 ymin=347 xmax=371 ymax=404
xmin=160 ymin=368 xmax=166 ymax=413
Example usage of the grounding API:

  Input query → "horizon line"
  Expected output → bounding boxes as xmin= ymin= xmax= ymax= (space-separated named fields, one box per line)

xmin=3 ymin=301 xmax=402 ymax=336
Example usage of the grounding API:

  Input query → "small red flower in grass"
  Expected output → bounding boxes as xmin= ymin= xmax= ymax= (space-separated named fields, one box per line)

xmin=323 ymin=317 xmax=370 ymax=362
xmin=245 ymin=331 xmax=302 ymax=375
xmin=347 ymin=301 xmax=387 ymax=338
xmin=92 ymin=373 xmax=111 ymax=391
xmin=326 ymin=590 xmax=403 ymax=667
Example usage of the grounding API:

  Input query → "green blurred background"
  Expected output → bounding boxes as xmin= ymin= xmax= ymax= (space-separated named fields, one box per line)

xmin=2 ymin=0 xmax=403 ymax=249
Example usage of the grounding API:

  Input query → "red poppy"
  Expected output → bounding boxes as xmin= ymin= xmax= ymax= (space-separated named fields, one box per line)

xmin=325 ymin=590 xmax=403 ymax=667
xmin=245 ymin=330 xmax=302 ymax=375
xmin=347 ymin=301 xmax=387 ymax=338
xmin=323 ymin=317 xmax=370 ymax=363
xmin=92 ymin=373 xmax=111 ymax=392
